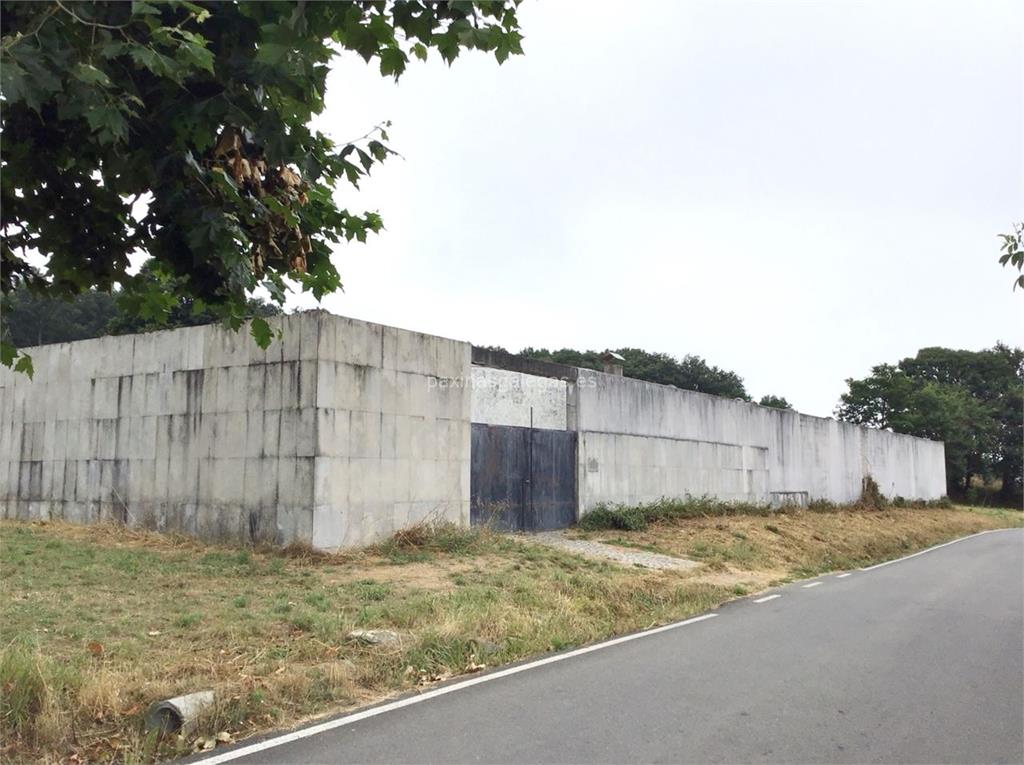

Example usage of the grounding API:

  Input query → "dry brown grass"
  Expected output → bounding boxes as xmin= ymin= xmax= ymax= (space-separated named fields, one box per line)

xmin=0 ymin=519 xmax=727 ymax=763
xmin=577 ymin=505 xmax=1021 ymax=590
xmin=1 ymin=506 xmax=1018 ymax=764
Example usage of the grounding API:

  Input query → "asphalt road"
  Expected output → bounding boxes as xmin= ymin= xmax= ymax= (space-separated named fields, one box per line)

xmin=200 ymin=528 xmax=1024 ymax=765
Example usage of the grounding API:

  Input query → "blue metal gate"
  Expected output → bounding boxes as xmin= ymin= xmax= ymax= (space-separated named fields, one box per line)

xmin=470 ymin=424 xmax=577 ymax=532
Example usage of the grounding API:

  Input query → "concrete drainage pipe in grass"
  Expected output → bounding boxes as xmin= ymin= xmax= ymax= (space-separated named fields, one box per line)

xmin=146 ymin=690 xmax=215 ymax=734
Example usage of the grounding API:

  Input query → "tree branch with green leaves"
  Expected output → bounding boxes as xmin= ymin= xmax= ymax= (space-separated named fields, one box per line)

xmin=998 ymin=222 xmax=1023 ymax=291
xmin=0 ymin=0 xmax=525 ymax=376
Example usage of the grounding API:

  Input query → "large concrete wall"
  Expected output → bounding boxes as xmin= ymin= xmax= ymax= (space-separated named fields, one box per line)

xmin=0 ymin=312 xmax=470 ymax=549
xmin=0 ymin=309 xmax=946 ymax=546
xmin=574 ymin=369 xmax=946 ymax=511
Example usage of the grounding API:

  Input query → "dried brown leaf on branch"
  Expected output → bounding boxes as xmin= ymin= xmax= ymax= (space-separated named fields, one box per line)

xmin=208 ymin=126 xmax=311 ymax=275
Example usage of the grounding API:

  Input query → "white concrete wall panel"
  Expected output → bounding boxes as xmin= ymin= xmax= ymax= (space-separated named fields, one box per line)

xmin=469 ymin=367 xmax=568 ymax=429
xmin=574 ymin=369 xmax=946 ymax=513
xmin=578 ymin=431 xmax=770 ymax=508
xmin=308 ymin=313 xmax=470 ymax=550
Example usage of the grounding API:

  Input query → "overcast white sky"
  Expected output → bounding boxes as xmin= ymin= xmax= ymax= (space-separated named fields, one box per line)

xmin=297 ymin=0 xmax=1024 ymax=416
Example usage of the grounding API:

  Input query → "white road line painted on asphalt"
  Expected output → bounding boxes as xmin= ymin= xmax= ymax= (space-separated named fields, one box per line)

xmin=836 ymin=573 xmax=852 ymax=578
xmin=802 ymin=581 xmax=823 ymax=588
xmin=753 ymin=594 xmax=781 ymax=603
xmin=194 ymin=613 xmax=720 ymax=764
xmin=859 ymin=528 xmax=1011 ymax=572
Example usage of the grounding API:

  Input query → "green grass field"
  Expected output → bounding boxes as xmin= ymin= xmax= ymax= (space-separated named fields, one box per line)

xmin=1 ymin=504 xmax=1017 ymax=764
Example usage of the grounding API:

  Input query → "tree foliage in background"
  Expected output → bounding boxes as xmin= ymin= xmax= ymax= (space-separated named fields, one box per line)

xmin=758 ymin=394 xmax=792 ymax=410
xmin=998 ymin=222 xmax=1023 ymax=290
xmin=518 ymin=346 xmax=751 ymax=400
xmin=0 ymin=0 xmax=524 ymax=374
xmin=1 ymin=289 xmax=119 ymax=348
xmin=106 ymin=259 xmax=281 ymax=335
xmin=836 ymin=344 xmax=1023 ymax=502
xmin=2 ymin=259 xmax=281 ymax=346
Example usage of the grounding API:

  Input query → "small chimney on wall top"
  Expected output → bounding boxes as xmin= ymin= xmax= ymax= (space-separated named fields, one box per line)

xmin=601 ymin=351 xmax=625 ymax=376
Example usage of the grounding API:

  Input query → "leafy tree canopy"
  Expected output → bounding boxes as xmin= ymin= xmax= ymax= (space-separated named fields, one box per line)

xmin=1 ymin=0 xmax=524 ymax=373
xmin=518 ymin=346 xmax=751 ymax=400
xmin=836 ymin=344 xmax=1023 ymax=500
xmin=758 ymin=394 xmax=792 ymax=410
xmin=106 ymin=258 xmax=281 ymax=335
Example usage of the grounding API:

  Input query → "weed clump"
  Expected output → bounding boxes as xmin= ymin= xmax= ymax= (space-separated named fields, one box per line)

xmin=373 ymin=522 xmax=495 ymax=563
xmin=577 ymin=504 xmax=648 ymax=531
xmin=858 ymin=475 xmax=887 ymax=511
xmin=0 ymin=639 xmax=71 ymax=750
xmin=806 ymin=499 xmax=839 ymax=513
xmin=0 ymin=640 xmax=48 ymax=738
xmin=578 ymin=496 xmax=776 ymax=532
xmin=852 ymin=476 xmax=952 ymax=511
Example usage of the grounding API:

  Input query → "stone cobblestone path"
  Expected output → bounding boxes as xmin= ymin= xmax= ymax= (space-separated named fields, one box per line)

xmin=529 ymin=530 xmax=700 ymax=571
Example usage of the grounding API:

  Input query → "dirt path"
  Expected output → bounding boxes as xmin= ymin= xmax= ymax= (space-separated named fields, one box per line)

xmin=530 ymin=531 xmax=700 ymax=570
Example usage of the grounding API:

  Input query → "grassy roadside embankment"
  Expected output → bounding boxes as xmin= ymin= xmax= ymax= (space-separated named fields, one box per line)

xmin=1 ymin=503 xmax=1019 ymax=764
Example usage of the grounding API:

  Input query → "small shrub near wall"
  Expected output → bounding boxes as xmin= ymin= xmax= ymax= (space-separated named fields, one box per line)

xmin=859 ymin=476 xmax=887 ymax=511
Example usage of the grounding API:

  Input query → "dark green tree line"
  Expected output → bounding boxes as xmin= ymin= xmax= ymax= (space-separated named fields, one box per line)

xmin=517 ymin=346 xmax=752 ymax=400
xmin=836 ymin=344 xmax=1023 ymax=503
xmin=2 ymin=259 xmax=281 ymax=347
xmin=1 ymin=289 xmax=120 ymax=348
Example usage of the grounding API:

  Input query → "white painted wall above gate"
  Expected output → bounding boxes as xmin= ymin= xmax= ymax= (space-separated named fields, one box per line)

xmin=469 ymin=367 xmax=568 ymax=430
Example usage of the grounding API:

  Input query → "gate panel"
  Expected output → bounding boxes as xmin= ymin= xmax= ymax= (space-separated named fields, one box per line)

xmin=528 ymin=429 xmax=577 ymax=530
xmin=470 ymin=424 xmax=528 ymax=531
xmin=470 ymin=423 xmax=576 ymax=532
